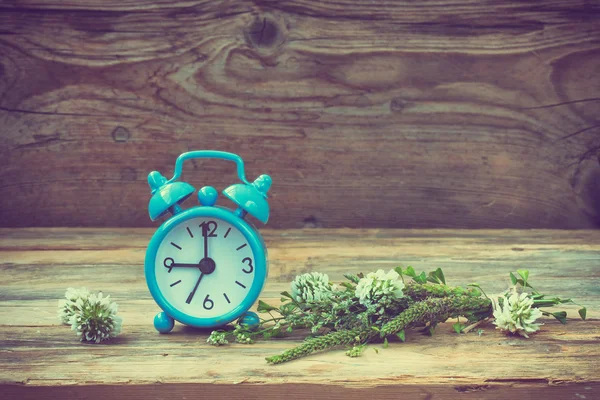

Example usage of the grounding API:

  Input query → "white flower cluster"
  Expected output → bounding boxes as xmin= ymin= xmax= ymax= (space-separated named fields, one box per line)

xmin=355 ymin=269 xmax=405 ymax=308
xmin=492 ymin=289 xmax=543 ymax=338
xmin=58 ymin=288 xmax=122 ymax=343
xmin=291 ymin=272 xmax=335 ymax=303
xmin=207 ymin=331 xmax=229 ymax=346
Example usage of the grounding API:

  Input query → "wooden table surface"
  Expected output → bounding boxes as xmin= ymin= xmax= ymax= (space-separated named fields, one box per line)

xmin=1 ymin=228 xmax=599 ymax=399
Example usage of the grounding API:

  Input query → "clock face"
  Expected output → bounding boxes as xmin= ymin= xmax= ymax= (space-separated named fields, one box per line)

xmin=153 ymin=216 xmax=258 ymax=319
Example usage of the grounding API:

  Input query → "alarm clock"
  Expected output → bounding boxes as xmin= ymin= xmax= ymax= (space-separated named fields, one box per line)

xmin=144 ymin=150 xmax=271 ymax=333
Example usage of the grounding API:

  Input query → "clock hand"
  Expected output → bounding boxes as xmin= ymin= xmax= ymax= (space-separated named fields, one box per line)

xmin=184 ymin=257 xmax=217 ymax=305
xmin=169 ymin=262 xmax=203 ymax=268
xmin=203 ymin=223 xmax=209 ymax=260
xmin=186 ymin=272 xmax=204 ymax=304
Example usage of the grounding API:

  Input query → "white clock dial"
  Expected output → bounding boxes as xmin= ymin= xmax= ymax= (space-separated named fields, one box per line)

xmin=154 ymin=217 xmax=257 ymax=318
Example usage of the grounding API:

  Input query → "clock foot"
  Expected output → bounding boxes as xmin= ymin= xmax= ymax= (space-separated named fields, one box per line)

xmin=154 ymin=312 xmax=175 ymax=333
xmin=238 ymin=311 xmax=260 ymax=330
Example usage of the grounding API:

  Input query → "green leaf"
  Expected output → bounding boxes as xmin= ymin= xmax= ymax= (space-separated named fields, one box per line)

xmin=426 ymin=268 xmax=444 ymax=284
xmin=383 ymin=338 xmax=389 ymax=348
xmin=257 ymin=300 xmax=277 ymax=313
xmin=405 ymin=266 xmax=417 ymax=278
xmin=373 ymin=348 xmax=379 ymax=354
xmin=396 ymin=330 xmax=406 ymax=342
xmin=394 ymin=266 xmax=404 ymax=276
xmin=578 ymin=307 xmax=587 ymax=320
xmin=452 ymin=322 xmax=464 ymax=334
xmin=551 ymin=311 xmax=568 ymax=324
xmin=517 ymin=270 xmax=529 ymax=286
xmin=280 ymin=291 xmax=293 ymax=299
xmin=434 ymin=267 xmax=445 ymax=285
xmin=477 ymin=329 xmax=484 ymax=337
xmin=509 ymin=272 xmax=518 ymax=285
xmin=416 ymin=271 xmax=427 ymax=284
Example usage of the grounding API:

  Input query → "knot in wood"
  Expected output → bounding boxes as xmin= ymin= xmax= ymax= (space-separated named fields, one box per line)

xmin=111 ymin=126 xmax=131 ymax=142
xmin=245 ymin=17 xmax=281 ymax=49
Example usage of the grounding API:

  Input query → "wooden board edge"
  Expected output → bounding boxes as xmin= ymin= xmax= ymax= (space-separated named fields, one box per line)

xmin=2 ymin=381 xmax=599 ymax=400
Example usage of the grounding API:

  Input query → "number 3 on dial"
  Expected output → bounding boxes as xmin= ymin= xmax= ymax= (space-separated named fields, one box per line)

xmin=242 ymin=257 xmax=253 ymax=273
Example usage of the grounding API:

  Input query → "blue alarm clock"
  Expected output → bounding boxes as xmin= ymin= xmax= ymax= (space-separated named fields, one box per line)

xmin=144 ymin=150 xmax=271 ymax=333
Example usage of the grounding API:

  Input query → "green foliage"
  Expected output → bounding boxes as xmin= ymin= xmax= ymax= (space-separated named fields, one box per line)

xmin=397 ymin=265 xmax=447 ymax=285
xmin=397 ymin=265 xmax=428 ymax=284
xmin=509 ymin=270 xmax=534 ymax=290
xmin=453 ymin=321 xmax=465 ymax=334
xmin=427 ymin=268 xmax=446 ymax=285
xmin=510 ymin=272 xmax=518 ymax=285
xmin=257 ymin=300 xmax=277 ymax=313
xmin=467 ymin=283 xmax=486 ymax=298
xmin=396 ymin=330 xmax=406 ymax=342
xmin=517 ymin=270 xmax=529 ymax=287
xmin=550 ymin=311 xmax=568 ymax=325
xmin=346 ymin=344 xmax=367 ymax=358
xmin=205 ymin=267 xmax=588 ymax=364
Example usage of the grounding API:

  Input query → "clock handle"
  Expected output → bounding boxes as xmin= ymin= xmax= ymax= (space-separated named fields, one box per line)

xmin=166 ymin=150 xmax=251 ymax=185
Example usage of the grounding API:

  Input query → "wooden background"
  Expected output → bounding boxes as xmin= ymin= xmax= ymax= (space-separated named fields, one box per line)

xmin=1 ymin=0 xmax=599 ymax=229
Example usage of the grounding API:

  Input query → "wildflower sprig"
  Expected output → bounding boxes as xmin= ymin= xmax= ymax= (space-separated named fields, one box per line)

xmin=58 ymin=287 xmax=122 ymax=343
xmin=207 ymin=267 xmax=586 ymax=364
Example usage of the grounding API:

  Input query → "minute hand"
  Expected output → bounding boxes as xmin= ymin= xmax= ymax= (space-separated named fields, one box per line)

xmin=186 ymin=272 xmax=204 ymax=304
xmin=203 ymin=223 xmax=209 ymax=259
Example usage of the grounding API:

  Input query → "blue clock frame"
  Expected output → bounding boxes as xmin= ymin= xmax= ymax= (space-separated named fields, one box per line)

xmin=145 ymin=207 xmax=268 ymax=329
xmin=143 ymin=150 xmax=272 ymax=333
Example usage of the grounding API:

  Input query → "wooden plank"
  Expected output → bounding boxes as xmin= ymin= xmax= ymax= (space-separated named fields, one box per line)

xmin=0 ymin=228 xmax=599 ymax=399
xmin=4 ymin=383 xmax=600 ymax=400
xmin=1 ymin=1 xmax=600 ymax=229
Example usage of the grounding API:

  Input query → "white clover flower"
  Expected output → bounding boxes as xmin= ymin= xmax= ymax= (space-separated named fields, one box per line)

xmin=492 ymin=289 xmax=543 ymax=338
xmin=355 ymin=269 xmax=405 ymax=308
xmin=58 ymin=287 xmax=91 ymax=324
xmin=68 ymin=292 xmax=122 ymax=343
xmin=207 ymin=331 xmax=229 ymax=346
xmin=291 ymin=272 xmax=335 ymax=303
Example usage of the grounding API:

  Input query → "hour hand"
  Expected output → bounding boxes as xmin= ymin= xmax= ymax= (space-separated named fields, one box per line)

xmin=170 ymin=262 xmax=201 ymax=268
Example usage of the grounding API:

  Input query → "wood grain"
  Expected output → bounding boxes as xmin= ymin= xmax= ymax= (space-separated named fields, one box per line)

xmin=1 ymin=228 xmax=599 ymax=399
xmin=1 ymin=1 xmax=600 ymax=229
